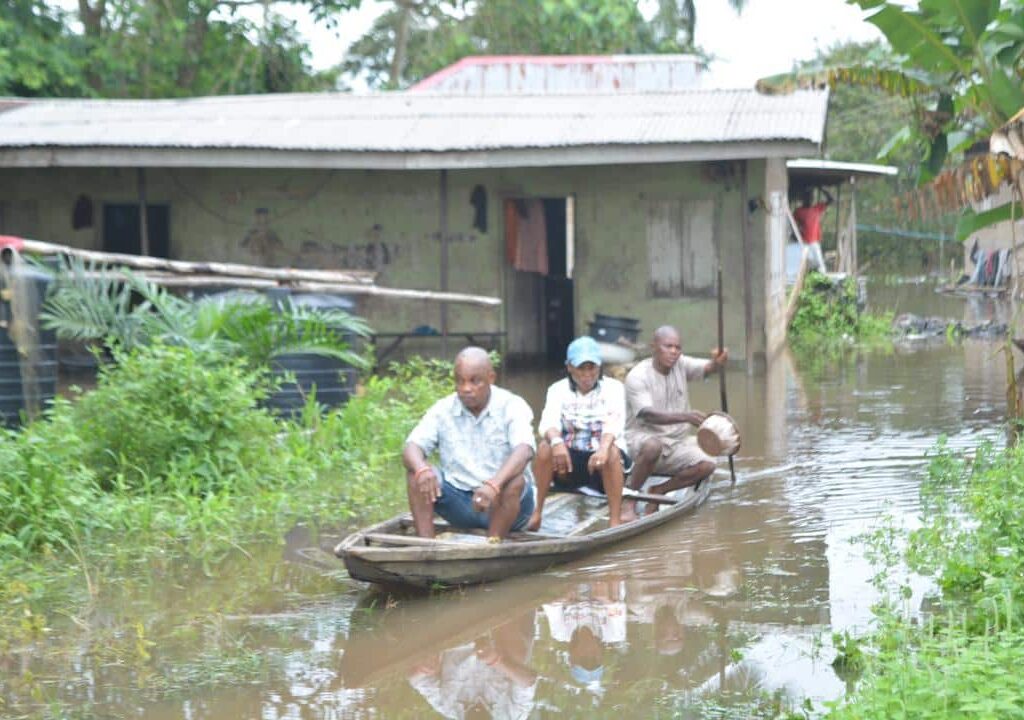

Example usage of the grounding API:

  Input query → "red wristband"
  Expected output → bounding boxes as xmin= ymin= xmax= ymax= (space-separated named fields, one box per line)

xmin=484 ymin=479 xmax=501 ymax=495
xmin=414 ymin=466 xmax=434 ymax=480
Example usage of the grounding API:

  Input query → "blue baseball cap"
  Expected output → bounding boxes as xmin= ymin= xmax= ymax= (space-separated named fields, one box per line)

xmin=566 ymin=336 xmax=602 ymax=367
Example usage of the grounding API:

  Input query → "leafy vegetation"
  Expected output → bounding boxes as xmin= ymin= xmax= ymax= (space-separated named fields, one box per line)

xmin=5 ymin=0 xmax=753 ymax=96
xmin=0 ymin=348 xmax=454 ymax=713
xmin=792 ymin=40 xmax=958 ymax=275
xmin=40 ymin=259 xmax=370 ymax=369
xmin=789 ymin=273 xmax=894 ymax=348
xmin=344 ymin=0 xmax=699 ymax=89
xmin=823 ymin=441 xmax=1024 ymax=718
xmin=763 ymin=0 xmax=1024 ymax=246
xmin=0 ymin=349 xmax=449 ymax=561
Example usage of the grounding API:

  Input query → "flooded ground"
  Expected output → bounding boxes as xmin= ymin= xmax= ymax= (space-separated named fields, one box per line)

xmin=2 ymin=281 xmax=1013 ymax=719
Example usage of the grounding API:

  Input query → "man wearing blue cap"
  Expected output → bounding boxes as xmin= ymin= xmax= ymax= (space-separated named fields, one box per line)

xmin=528 ymin=336 xmax=630 ymax=530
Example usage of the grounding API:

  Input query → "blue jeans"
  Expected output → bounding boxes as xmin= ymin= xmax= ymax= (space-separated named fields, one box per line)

xmin=434 ymin=477 xmax=535 ymax=532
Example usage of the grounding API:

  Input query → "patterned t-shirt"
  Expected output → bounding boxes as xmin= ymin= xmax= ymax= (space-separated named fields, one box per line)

xmin=538 ymin=377 xmax=627 ymax=454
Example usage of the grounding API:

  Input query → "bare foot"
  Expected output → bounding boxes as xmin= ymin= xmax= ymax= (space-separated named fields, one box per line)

xmin=526 ymin=511 xmax=542 ymax=532
xmin=619 ymin=504 xmax=638 ymax=523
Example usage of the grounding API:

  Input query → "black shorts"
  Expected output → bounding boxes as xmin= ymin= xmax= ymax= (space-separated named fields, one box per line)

xmin=554 ymin=448 xmax=634 ymax=494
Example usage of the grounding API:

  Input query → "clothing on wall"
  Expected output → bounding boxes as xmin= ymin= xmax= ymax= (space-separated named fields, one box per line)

xmin=505 ymin=199 xmax=549 ymax=275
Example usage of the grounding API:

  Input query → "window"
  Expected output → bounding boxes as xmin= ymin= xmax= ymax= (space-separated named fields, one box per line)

xmin=0 ymin=200 xmax=39 ymax=237
xmin=646 ymin=198 xmax=716 ymax=297
xmin=103 ymin=204 xmax=170 ymax=257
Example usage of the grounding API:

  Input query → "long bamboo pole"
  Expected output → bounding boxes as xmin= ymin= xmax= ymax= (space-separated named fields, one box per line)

xmin=80 ymin=271 xmax=502 ymax=307
xmin=717 ymin=266 xmax=736 ymax=484
xmin=14 ymin=237 xmax=377 ymax=285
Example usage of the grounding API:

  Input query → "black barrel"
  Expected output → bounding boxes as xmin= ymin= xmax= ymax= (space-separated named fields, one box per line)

xmin=588 ymin=314 xmax=641 ymax=344
xmin=0 ymin=331 xmax=58 ymax=426
xmin=264 ymin=292 xmax=360 ymax=416
xmin=0 ymin=264 xmax=57 ymax=426
xmin=266 ymin=352 xmax=358 ymax=416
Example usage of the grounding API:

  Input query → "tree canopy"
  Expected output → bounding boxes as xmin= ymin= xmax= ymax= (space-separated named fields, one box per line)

xmin=0 ymin=0 xmax=363 ymax=97
xmin=1 ymin=0 xmax=754 ymax=97
xmin=761 ymin=0 xmax=1024 ymax=253
xmin=344 ymin=0 xmax=747 ymax=90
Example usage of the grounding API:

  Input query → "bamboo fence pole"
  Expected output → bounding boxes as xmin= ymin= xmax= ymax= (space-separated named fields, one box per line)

xmin=15 ymin=237 xmax=377 ymax=285
xmin=77 ymin=271 xmax=502 ymax=308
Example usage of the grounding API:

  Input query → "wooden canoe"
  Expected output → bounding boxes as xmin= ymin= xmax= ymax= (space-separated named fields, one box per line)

xmin=334 ymin=481 xmax=713 ymax=590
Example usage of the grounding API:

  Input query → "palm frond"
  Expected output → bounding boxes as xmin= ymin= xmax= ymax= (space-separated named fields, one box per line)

xmin=40 ymin=257 xmax=145 ymax=348
xmin=756 ymin=66 xmax=935 ymax=98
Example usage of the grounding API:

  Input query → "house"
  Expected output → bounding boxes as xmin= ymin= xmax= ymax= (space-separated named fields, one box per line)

xmin=0 ymin=85 xmax=828 ymax=371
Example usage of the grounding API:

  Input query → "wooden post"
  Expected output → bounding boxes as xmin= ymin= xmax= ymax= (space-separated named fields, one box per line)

xmin=833 ymin=182 xmax=842 ymax=270
xmin=439 ymin=169 xmax=449 ymax=358
xmin=850 ymin=178 xmax=858 ymax=275
xmin=739 ymin=161 xmax=754 ymax=374
xmin=137 ymin=168 xmax=150 ymax=257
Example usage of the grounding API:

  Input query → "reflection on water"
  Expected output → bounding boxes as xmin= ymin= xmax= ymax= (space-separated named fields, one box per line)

xmin=1 ymin=283 xmax=1012 ymax=718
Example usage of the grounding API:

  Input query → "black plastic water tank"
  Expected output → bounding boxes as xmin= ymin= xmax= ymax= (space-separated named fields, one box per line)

xmin=265 ymin=352 xmax=358 ymax=416
xmin=264 ymin=292 xmax=360 ymax=416
xmin=0 ymin=263 xmax=57 ymax=426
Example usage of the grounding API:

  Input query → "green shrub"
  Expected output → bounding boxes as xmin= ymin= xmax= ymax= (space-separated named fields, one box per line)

xmin=314 ymin=356 xmax=453 ymax=519
xmin=790 ymin=273 xmax=893 ymax=347
xmin=0 ymin=350 xmax=453 ymax=560
xmin=75 ymin=343 xmax=282 ymax=495
xmin=0 ymin=343 xmax=293 ymax=555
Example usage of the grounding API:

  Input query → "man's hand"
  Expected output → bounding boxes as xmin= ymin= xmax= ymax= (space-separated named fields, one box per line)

xmin=587 ymin=447 xmax=609 ymax=474
xmin=686 ymin=411 xmax=707 ymax=426
xmin=411 ymin=466 xmax=441 ymax=503
xmin=551 ymin=443 xmax=572 ymax=476
xmin=472 ymin=481 xmax=499 ymax=512
xmin=710 ymin=347 xmax=729 ymax=366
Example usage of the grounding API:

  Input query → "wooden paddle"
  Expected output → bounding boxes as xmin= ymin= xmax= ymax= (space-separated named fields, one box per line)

xmin=717 ymin=265 xmax=737 ymax=484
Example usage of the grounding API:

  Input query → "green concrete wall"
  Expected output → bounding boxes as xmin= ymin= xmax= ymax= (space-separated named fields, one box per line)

xmin=0 ymin=160 xmax=772 ymax=366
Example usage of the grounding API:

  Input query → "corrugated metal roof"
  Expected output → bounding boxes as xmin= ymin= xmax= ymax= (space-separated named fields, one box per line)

xmin=788 ymin=158 xmax=898 ymax=186
xmin=0 ymin=89 xmax=828 ymax=155
xmin=410 ymin=54 xmax=704 ymax=94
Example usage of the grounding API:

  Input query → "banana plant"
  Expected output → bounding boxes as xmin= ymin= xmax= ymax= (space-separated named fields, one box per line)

xmin=39 ymin=256 xmax=371 ymax=370
xmin=759 ymin=0 xmax=1024 ymax=236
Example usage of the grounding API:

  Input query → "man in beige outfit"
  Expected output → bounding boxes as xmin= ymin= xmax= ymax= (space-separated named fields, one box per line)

xmin=623 ymin=326 xmax=727 ymax=516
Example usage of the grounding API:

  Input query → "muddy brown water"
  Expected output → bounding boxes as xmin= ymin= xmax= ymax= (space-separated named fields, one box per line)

xmin=3 ymin=281 xmax=1013 ymax=718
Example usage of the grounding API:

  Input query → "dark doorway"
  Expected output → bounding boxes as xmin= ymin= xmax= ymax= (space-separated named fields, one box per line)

xmin=102 ymin=204 xmax=170 ymax=257
xmin=504 ymin=196 xmax=575 ymax=365
xmin=542 ymin=198 xmax=574 ymax=364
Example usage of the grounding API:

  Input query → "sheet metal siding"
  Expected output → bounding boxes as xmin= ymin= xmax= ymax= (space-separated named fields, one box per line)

xmin=0 ymin=90 xmax=828 ymax=153
xmin=418 ymin=57 xmax=702 ymax=95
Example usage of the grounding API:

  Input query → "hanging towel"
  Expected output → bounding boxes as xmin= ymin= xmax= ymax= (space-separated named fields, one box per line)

xmin=507 ymin=199 xmax=549 ymax=275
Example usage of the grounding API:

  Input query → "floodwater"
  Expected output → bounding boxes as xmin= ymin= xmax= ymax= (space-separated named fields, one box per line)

xmin=2 ymin=281 xmax=1014 ymax=719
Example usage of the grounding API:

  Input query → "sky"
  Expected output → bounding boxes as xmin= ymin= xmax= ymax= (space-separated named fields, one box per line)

xmin=299 ymin=0 xmax=884 ymax=90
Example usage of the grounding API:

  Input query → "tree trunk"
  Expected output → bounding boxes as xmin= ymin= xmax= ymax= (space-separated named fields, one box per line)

xmin=78 ymin=0 xmax=107 ymax=91
xmin=390 ymin=1 xmax=413 ymax=89
xmin=176 ymin=13 xmax=210 ymax=91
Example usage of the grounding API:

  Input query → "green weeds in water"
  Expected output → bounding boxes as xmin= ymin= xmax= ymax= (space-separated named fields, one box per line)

xmin=789 ymin=273 xmax=893 ymax=350
xmin=823 ymin=441 xmax=1024 ymax=718
xmin=0 ymin=349 xmax=452 ymax=716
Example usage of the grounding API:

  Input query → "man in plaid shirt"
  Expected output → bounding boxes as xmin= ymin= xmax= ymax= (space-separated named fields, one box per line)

xmin=528 ymin=336 xmax=631 ymax=530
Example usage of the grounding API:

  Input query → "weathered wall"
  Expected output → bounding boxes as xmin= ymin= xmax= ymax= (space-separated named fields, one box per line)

xmin=0 ymin=159 xmax=772 ymax=365
xmin=763 ymin=157 xmax=790 ymax=360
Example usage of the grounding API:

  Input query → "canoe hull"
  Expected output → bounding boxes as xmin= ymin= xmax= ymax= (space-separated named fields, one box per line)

xmin=336 ymin=481 xmax=712 ymax=590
